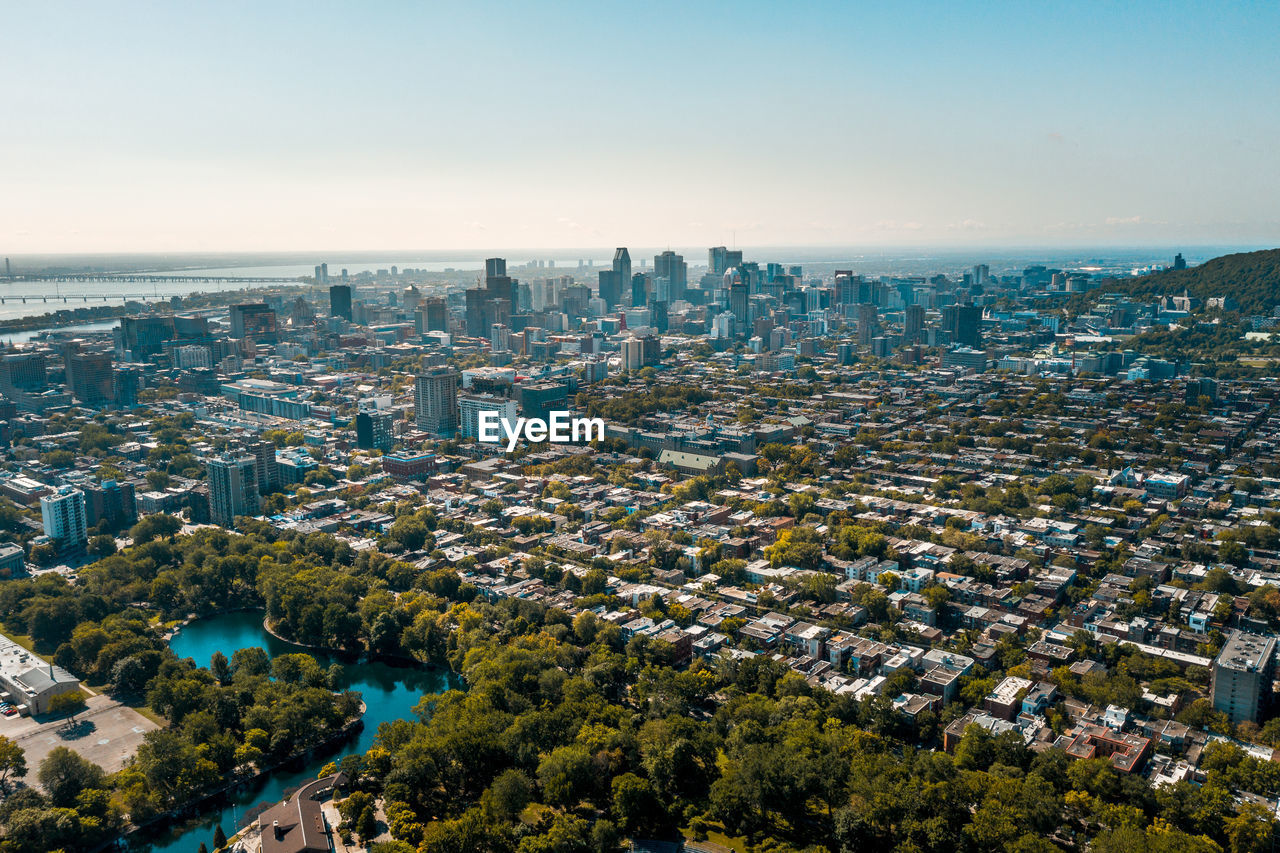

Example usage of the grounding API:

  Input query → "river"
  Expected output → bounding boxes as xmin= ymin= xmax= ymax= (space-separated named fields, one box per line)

xmin=133 ymin=610 xmax=455 ymax=853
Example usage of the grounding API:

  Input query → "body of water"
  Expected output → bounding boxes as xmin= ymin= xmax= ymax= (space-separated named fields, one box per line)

xmin=134 ymin=610 xmax=454 ymax=853
xmin=2 ymin=319 xmax=119 ymax=345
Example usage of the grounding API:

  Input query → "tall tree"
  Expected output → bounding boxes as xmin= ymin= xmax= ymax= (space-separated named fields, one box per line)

xmin=0 ymin=735 xmax=26 ymax=786
xmin=37 ymin=747 xmax=105 ymax=807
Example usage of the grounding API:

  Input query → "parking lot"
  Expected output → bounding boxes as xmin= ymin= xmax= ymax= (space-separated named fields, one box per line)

xmin=0 ymin=693 xmax=160 ymax=780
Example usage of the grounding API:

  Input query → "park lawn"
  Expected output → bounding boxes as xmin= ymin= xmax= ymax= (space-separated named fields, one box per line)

xmin=2 ymin=632 xmax=38 ymax=654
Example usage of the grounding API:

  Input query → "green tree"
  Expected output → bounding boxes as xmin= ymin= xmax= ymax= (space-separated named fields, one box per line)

xmin=48 ymin=690 xmax=87 ymax=721
xmin=0 ymin=734 xmax=27 ymax=786
xmin=355 ymin=805 xmax=378 ymax=842
xmin=37 ymin=747 xmax=105 ymax=807
xmin=481 ymin=768 xmax=533 ymax=822
xmin=87 ymin=534 xmax=117 ymax=558
xmin=611 ymin=772 xmax=665 ymax=836
xmin=537 ymin=744 xmax=593 ymax=808
xmin=129 ymin=513 xmax=182 ymax=544
xmin=1227 ymin=802 xmax=1276 ymax=853
xmin=4 ymin=806 xmax=84 ymax=853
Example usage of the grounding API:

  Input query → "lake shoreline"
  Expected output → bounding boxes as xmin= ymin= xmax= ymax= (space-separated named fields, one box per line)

xmin=100 ymin=699 xmax=367 ymax=853
xmin=130 ymin=610 xmax=456 ymax=853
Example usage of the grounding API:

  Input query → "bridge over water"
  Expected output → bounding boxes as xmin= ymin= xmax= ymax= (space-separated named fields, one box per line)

xmin=18 ymin=274 xmax=303 ymax=283
xmin=0 ymin=274 xmax=308 ymax=305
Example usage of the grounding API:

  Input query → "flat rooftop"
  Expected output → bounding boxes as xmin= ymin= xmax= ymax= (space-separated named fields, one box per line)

xmin=1217 ymin=631 xmax=1276 ymax=674
xmin=0 ymin=634 xmax=77 ymax=700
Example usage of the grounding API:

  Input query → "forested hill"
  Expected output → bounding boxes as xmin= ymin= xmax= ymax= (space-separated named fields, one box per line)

xmin=1102 ymin=248 xmax=1280 ymax=315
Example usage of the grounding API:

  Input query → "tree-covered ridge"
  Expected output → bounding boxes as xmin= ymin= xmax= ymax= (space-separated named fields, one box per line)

xmin=1100 ymin=248 xmax=1280 ymax=315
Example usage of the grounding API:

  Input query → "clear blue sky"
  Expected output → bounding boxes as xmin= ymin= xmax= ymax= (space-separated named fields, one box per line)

xmin=4 ymin=0 xmax=1278 ymax=252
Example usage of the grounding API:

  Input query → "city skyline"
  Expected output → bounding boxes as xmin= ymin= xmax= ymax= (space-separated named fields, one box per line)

xmin=5 ymin=1 xmax=1279 ymax=254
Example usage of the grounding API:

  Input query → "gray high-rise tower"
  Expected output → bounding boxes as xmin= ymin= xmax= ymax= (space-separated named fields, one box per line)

xmin=208 ymin=454 xmax=261 ymax=527
xmin=1212 ymin=631 xmax=1276 ymax=724
xmin=612 ymin=248 xmax=631 ymax=292
xmin=415 ymin=368 xmax=459 ymax=438
xmin=654 ymin=251 xmax=687 ymax=303
xmin=329 ymin=284 xmax=352 ymax=320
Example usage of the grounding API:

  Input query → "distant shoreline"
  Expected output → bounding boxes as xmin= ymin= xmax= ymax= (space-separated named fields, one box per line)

xmin=0 ymin=283 xmax=317 ymax=334
xmin=0 ymin=305 xmax=125 ymax=334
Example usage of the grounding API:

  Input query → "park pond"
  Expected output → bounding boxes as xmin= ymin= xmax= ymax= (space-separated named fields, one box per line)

xmin=131 ymin=609 xmax=455 ymax=852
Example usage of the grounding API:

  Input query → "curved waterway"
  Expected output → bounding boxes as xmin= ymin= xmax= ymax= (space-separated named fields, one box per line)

xmin=131 ymin=610 xmax=455 ymax=852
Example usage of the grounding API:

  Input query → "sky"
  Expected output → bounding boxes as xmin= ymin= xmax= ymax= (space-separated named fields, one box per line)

xmin=4 ymin=0 xmax=1279 ymax=254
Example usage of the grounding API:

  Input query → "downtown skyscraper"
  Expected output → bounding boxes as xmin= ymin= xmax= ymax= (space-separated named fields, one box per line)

xmin=415 ymin=367 xmax=459 ymax=438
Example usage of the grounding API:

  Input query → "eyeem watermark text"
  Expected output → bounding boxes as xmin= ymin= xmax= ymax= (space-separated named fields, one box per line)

xmin=478 ymin=410 xmax=605 ymax=452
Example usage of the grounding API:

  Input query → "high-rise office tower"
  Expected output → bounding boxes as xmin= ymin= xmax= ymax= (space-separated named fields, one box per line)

xmin=0 ymin=351 xmax=48 ymax=394
xmin=465 ymin=288 xmax=488 ymax=337
xmin=485 ymin=258 xmax=516 ymax=309
xmin=118 ymin=316 xmax=176 ymax=361
xmin=560 ymin=284 xmax=591 ymax=319
xmin=229 ymin=303 xmax=278 ymax=340
xmin=940 ymin=305 xmax=958 ymax=337
xmin=856 ymin=303 xmax=880 ymax=345
xmin=290 ymin=296 xmax=315 ymax=327
xmin=68 ymin=351 xmax=113 ymax=404
xmin=612 ymin=248 xmax=631 ymax=292
xmin=356 ymin=409 xmax=394 ymax=451
xmin=40 ymin=486 xmax=88 ymax=554
xmin=329 ymin=285 xmax=353 ymax=321
xmin=954 ymin=304 xmax=982 ymax=348
xmin=709 ymin=246 xmax=743 ymax=276
xmin=729 ymin=279 xmax=749 ymax=330
xmin=415 ymin=368 xmax=459 ymax=438
xmin=654 ymin=251 xmax=687 ymax=302
xmin=84 ymin=479 xmax=137 ymax=530
xmin=458 ymin=394 xmax=518 ymax=440
xmin=835 ymin=272 xmax=867 ymax=306
xmin=208 ymin=454 xmax=261 ymax=527
xmin=649 ymin=301 xmax=669 ymax=333
xmin=486 ymin=298 xmax=511 ymax=333
xmin=631 ymin=273 xmax=650 ymax=308
xmin=904 ymin=304 xmax=925 ymax=344
xmin=59 ymin=339 xmax=83 ymax=392
xmin=641 ymin=334 xmax=661 ymax=366
xmin=621 ymin=337 xmax=645 ymax=371
xmin=246 ymin=440 xmax=280 ymax=495
xmin=597 ymin=270 xmax=623 ymax=309
xmin=491 ymin=323 xmax=510 ymax=352
xmin=423 ymin=297 xmax=449 ymax=332
xmin=709 ymin=246 xmax=726 ymax=276
xmin=1212 ymin=631 xmax=1276 ymax=724
xmin=113 ymin=367 xmax=139 ymax=407
xmin=402 ymin=285 xmax=422 ymax=315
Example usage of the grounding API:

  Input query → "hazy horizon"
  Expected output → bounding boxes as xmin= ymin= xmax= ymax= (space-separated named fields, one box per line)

xmin=5 ymin=1 xmax=1278 ymax=253
xmin=3 ymin=243 xmax=1271 ymax=265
